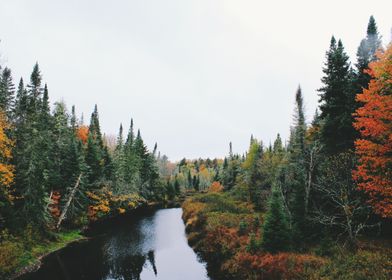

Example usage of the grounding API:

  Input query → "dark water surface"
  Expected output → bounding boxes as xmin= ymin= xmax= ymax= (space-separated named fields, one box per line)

xmin=19 ymin=208 xmax=210 ymax=280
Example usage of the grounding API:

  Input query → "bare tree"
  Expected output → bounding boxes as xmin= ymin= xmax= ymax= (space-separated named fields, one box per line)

xmin=304 ymin=141 xmax=322 ymax=215
xmin=311 ymin=152 xmax=377 ymax=248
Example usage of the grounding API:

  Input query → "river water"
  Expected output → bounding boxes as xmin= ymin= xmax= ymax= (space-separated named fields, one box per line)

xmin=19 ymin=208 xmax=210 ymax=280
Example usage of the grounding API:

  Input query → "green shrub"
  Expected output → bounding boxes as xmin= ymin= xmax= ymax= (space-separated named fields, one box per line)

xmin=197 ymin=193 xmax=250 ymax=214
xmin=238 ymin=220 xmax=248 ymax=236
xmin=0 ymin=232 xmax=24 ymax=278
xmin=313 ymin=251 xmax=392 ymax=280
xmin=246 ymin=233 xmax=260 ymax=254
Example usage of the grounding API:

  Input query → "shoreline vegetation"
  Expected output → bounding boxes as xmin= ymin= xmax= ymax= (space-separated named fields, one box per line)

xmin=182 ymin=192 xmax=392 ymax=279
xmin=8 ymin=200 xmax=183 ymax=279
xmin=6 ymin=230 xmax=85 ymax=280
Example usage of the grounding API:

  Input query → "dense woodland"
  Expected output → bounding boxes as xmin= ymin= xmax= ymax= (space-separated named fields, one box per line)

xmin=0 ymin=16 xmax=391 ymax=279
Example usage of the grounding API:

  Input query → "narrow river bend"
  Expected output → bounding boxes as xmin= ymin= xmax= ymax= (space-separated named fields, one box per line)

xmin=19 ymin=208 xmax=210 ymax=280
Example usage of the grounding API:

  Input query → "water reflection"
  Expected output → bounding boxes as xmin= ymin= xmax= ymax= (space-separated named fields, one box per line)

xmin=19 ymin=208 xmax=209 ymax=280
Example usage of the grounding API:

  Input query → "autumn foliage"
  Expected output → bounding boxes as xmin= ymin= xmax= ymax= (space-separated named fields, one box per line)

xmin=0 ymin=111 xmax=14 ymax=202
xmin=48 ymin=191 xmax=61 ymax=218
xmin=87 ymin=188 xmax=146 ymax=221
xmin=76 ymin=125 xmax=89 ymax=144
xmin=208 ymin=181 xmax=224 ymax=193
xmin=353 ymin=44 xmax=392 ymax=218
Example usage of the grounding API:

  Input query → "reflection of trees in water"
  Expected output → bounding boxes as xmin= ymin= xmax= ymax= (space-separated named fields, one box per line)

xmin=105 ymin=250 xmax=157 ymax=280
xmin=148 ymin=250 xmax=157 ymax=276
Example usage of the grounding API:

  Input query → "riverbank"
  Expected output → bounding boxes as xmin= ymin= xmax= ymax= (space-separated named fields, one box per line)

xmin=3 ymin=199 xmax=182 ymax=280
xmin=182 ymin=192 xmax=392 ymax=279
xmin=2 ymin=230 xmax=86 ymax=280
xmin=12 ymin=207 xmax=210 ymax=280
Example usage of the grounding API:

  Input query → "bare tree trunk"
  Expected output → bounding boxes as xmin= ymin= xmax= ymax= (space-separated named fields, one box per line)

xmin=305 ymin=145 xmax=320 ymax=216
xmin=56 ymin=173 xmax=83 ymax=230
xmin=47 ymin=190 xmax=53 ymax=209
xmin=305 ymin=149 xmax=314 ymax=215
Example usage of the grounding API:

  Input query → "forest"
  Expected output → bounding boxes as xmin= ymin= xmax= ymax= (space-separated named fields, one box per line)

xmin=0 ymin=15 xmax=391 ymax=280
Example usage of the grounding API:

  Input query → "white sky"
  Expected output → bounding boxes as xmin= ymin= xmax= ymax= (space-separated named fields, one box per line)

xmin=0 ymin=0 xmax=391 ymax=160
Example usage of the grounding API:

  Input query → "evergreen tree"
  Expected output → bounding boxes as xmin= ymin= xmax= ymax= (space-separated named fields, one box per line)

xmin=70 ymin=105 xmax=77 ymax=130
xmin=62 ymin=137 xmax=89 ymax=224
xmin=85 ymin=132 xmax=102 ymax=185
xmin=356 ymin=16 xmax=382 ymax=92
xmin=290 ymin=88 xmax=307 ymax=239
xmin=261 ymin=186 xmax=291 ymax=253
xmin=85 ymin=105 xmax=112 ymax=185
xmin=113 ymin=124 xmax=127 ymax=193
xmin=51 ymin=101 xmax=69 ymax=192
xmin=0 ymin=67 xmax=15 ymax=118
xmin=242 ymin=140 xmax=265 ymax=209
xmin=318 ymin=37 xmax=356 ymax=154
xmin=14 ymin=64 xmax=52 ymax=230
xmin=174 ymin=176 xmax=180 ymax=195
xmin=14 ymin=78 xmax=28 ymax=126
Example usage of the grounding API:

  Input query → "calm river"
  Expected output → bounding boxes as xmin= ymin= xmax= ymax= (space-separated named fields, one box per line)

xmin=19 ymin=208 xmax=210 ymax=280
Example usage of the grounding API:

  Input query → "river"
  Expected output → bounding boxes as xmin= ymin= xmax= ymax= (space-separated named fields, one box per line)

xmin=18 ymin=208 xmax=210 ymax=280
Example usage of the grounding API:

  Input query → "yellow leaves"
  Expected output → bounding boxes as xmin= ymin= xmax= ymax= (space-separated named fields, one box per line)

xmin=87 ymin=188 xmax=146 ymax=221
xmin=0 ymin=111 xmax=15 ymax=202
xmin=128 ymin=201 xmax=136 ymax=209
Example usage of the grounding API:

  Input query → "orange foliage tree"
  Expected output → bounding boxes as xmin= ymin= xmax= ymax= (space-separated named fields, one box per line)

xmin=76 ymin=125 xmax=89 ymax=144
xmin=0 ymin=111 xmax=14 ymax=202
xmin=353 ymin=44 xmax=392 ymax=218
xmin=208 ymin=181 xmax=224 ymax=193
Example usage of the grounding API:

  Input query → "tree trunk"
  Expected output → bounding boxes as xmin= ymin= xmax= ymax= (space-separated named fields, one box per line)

xmin=56 ymin=173 xmax=83 ymax=230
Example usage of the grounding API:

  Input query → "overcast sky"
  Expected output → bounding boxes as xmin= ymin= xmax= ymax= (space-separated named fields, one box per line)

xmin=0 ymin=1 xmax=391 ymax=161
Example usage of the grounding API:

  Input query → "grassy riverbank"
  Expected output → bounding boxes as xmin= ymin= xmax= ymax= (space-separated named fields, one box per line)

xmin=0 ymin=229 xmax=85 ymax=279
xmin=182 ymin=192 xmax=392 ymax=279
xmin=1 ymin=201 xmax=176 ymax=279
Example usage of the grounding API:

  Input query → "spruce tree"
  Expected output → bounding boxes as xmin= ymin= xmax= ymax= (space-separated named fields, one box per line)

xmin=85 ymin=132 xmax=102 ymax=185
xmin=14 ymin=78 xmax=28 ymax=126
xmin=261 ymin=186 xmax=291 ymax=253
xmin=290 ymin=88 xmax=307 ymax=238
xmin=14 ymin=64 xmax=52 ymax=230
xmin=355 ymin=16 xmax=382 ymax=94
xmin=0 ymin=67 xmax=15 ymax=118
xmin=318 ymin=37 xmax=355 ymax=154
xmin=356 ymin=16 xmax=381 ymax=87
xmin=243 ymin=140 xmax=264 ymax=209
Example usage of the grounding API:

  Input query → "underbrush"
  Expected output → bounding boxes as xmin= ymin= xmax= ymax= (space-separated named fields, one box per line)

xmin=182 ymin=192 xmax=392 ymax=280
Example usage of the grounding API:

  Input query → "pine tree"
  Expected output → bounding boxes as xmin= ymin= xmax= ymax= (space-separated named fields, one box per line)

xmin=70 ymin=105 xmax=77 ymax=130
xmin=51 ymin=101 xmax=77 ymax=194
xmin=0 ymin=67 xmax=15 ymax=118
xmin=243 ymin=140 xmax=264 ymax=209
xmin=85 ymin=105 xmax=112 ymax=185
xmin=14 ymin=78 xmax=28 ymax=126
xmin=62 ymin=137 xmax=89 ymax=224
xmin=318 ymin=37 xmax=356 ymax=154
xmin=174 ymin=176 xmax=180 ymax=195
xmin=85 ymin=132 xmax=102 ymax=185
xmin=261 ymin=186 xmax=291 ymax=253
xmin=356 ymin=16 xmax=382 ymax=92
xmin=290 ymin=88 xmax=307 ymax=238
xmin=113 ymin=124 xmax=126 ymax=190
xmin=187 ymin=170 xmax=192 ymax=189
xmin=14 ymin=64 xmax=52 ymax=230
